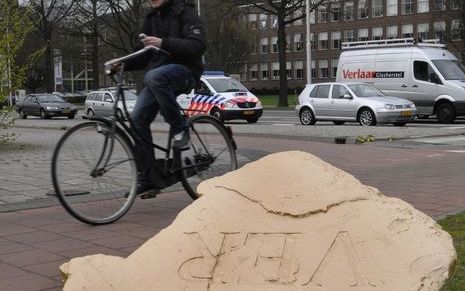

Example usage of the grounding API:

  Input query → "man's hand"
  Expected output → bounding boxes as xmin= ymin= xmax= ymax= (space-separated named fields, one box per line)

xmin=141 ymin=36 xmax=163 ymax=48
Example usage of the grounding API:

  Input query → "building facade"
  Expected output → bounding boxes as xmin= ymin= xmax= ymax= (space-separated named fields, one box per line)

xmin=241 ymin=0 xmax=464 ymax=93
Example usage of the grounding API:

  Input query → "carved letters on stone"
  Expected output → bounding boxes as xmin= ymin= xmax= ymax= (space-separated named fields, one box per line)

xmin=179 ymin=231 xmax=374 ymax=288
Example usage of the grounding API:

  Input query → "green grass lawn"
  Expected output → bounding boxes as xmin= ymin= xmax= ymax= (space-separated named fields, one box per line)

xmin=257 ymin=95 xmax=297 ymax=107
xmin=439 ymin=213 xmax=465 ymax=290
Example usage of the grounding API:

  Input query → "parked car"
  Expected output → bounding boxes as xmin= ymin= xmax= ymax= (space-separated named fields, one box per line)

xmin=336 ymin=38 xmax=465 ymax=123
xmin=176 ymin=71 xmax=263 ymax=123
xmin=16 ymin=94 xmax=78 ymax=119
xmin=85 ymin=89 xmax=138 ymax=118
xmin=295 ymin=82 xmax=416 ymax=126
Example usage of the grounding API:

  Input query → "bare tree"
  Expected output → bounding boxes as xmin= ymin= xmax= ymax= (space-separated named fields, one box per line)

xmin=229 ymin=0 xmax=328 ymax=107
xmin=26 ymin=0 xmax=77 ymax=92
xmin=202 ymin=1 xmax=254 ymax=75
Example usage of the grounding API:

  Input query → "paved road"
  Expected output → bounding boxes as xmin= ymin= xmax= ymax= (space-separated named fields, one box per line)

xmin=2 ymin=111 xmax=465 ymax=291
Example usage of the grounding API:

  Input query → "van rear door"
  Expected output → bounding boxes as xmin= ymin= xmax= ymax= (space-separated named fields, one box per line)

xmin=409 ymin=60 xmax=439 ymax=114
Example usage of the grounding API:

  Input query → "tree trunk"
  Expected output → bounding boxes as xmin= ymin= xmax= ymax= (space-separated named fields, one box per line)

xmin=44 ymin=35 xmax=54 ymax=93
xmin=277 ymin=13 xmax=288 ymax=107
xmin=91 ymin=34 xmax=99 ymax=89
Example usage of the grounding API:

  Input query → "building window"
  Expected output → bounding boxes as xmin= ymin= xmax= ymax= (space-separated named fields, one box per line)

xmin=271 ymin=15 xmax=278 ymax=28
xmin=259 ymin=13 xmax=268 ymax=29
xmin=294 ymin=33 xmax=304 ymax=52
xmin=241 ymin=64 xmax=247 ymax=81
xmin=260 ymin=38 xmax=268 ymax=54
xmin=319 ymin=59 xmax=329 ymax=79
xmin=286 ymin=35 xmax=292 ymax=52
xmin=417 ymin=0 xmax=429 ymax=13
xmin=417 ymin=23 xmax=429 ymax=40
xmin=286 ymin=61 xmax=293 ymax=79
xmin=331 ymin=2 xmax=341 ymax=21
xmin=271 ymin=37 xmax=278 ymax=53
xmin=401 ymin=0 xmax=413 ymax=14
xmin=331 ymin=58 xmax=339 ymax=78
xmin=451 ymin=20 xmax=462 ymax=40
xmin=318 ymin=32 xmax=329 ymax=50
xmin=451 ymin=0 xmax=460 ymax=10
xmin=318 ymin=7 xmax=328 ymax=23
xmin=312 ymin=60 xmax=316 ymax=78
xmin=260 ymin=63 xmax=269 ymax=80
xmin=358 ymin=28 xmax=369 ymax=41
xmin=250 ymin=43 xmax=257 ymax=54
xmin=309 ymin=10 xmax=316 ymax=24
xmin=248 ymin=14 xmax=258 ymax=30
xmin=433 ymin=21 xmax=446 ymax=40
xmin=387 ymin=0 xmax=398 ymax=16
xmin=372 ymin=27 xmax=383 ymax=40
xmin=434 ymin=0 xmax=446 ymax=11
xmin=294 ymin=8 xmax=304 ymax=25
xmin=272 ymin=62 xmax=280 ymax=80
xmin=387 ymin=25 xmax=398 ymax=38
xmin=294 ymin=61 xmax=304 ymax=79
xmin=249 ymin=64 xmax=258 ymax=80
xmin=358 ymin=0 xmax=369 ymax=19
xmin=372 ymin=0 xmax=384 ymax=17
xmin=331 ymin=31 xmax=341 ymax=49
xmin=344 ymin=29 xmax=355 ymax=42
xmin=401 ymin=24 xmax=413 ymax=38
xmin=344 ymin=1 xmax=354 ymax=20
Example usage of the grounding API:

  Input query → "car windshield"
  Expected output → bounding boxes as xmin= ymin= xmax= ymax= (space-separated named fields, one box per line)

xmin=38 ymin=95 xmax=65 ymax=103
xmin=207 ymin=78 xmax=248 ymax=93
xmin=348 ymin=84 xmax=385 ymax=97
xmin=432 ymin=60 xmax=465 ymax=80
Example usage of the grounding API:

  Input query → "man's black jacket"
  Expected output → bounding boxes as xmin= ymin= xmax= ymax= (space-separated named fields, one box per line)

xmin=124 ymin=0 xmax=206 ymax=81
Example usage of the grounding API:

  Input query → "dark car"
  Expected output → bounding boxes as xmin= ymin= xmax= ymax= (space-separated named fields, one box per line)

xmin=16 ymin=94 xmax=78 ymax=119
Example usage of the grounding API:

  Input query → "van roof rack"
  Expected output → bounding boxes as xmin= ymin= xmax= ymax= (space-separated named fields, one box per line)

xmin=341 ymin=38 xmax=446 ymax=50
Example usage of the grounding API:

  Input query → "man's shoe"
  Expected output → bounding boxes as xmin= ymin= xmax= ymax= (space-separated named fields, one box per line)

xmin=173 ymin=130 xmax=190 ymax=150
xmin=125 ymin=183 xmax=160 ymax=199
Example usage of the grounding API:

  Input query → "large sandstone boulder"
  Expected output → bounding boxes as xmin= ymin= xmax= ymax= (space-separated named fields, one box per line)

xmin=60 ymin=151 xmax=456 ymax=290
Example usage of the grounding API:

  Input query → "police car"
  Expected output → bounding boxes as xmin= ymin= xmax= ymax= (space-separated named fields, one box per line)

xmin=177 ymin=71 xmax=263 ymax=123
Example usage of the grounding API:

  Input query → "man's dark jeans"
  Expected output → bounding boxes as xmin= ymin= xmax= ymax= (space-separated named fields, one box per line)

xmin=131 ymin=64 xmax=195 ymax=188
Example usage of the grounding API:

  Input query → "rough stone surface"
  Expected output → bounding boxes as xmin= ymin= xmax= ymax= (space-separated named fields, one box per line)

xmin=60 ymin=151 xmax=456 ymax=290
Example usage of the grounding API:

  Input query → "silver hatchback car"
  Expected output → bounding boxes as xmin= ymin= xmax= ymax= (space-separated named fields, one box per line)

xmin=85 ymin=89 xmax=138 ymax=118
xmin=295 ymin=82 xmax=416 ymax=126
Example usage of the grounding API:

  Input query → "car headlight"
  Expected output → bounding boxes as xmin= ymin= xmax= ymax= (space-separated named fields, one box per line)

xmin=384 ymin=104 xmax=396 ymax=110
xmin=256 ymin=100 xmax=262 ymax=108
xmin=410 ymin=103 xmax=416 ymax=109
xmin=46 ymin=106 xmax=59 ymax=110
xmin=223 ymin=101 xmax=238 ymax=108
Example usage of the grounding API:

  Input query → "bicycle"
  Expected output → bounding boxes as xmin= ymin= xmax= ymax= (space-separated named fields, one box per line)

xmin=51 ymin=46 xmax=238 ymax=225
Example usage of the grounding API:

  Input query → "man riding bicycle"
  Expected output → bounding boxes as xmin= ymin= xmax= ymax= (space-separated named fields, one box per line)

xmin=116 ymin=0 xmax=206 ymax=198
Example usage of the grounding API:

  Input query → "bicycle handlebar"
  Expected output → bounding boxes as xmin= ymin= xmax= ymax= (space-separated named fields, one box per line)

xmin=104 ymin=46 xmax=170 ymax=75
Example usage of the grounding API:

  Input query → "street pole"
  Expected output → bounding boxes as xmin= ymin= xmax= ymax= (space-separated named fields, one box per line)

xmin=197 ymin=0 xmax=200 ymax=16
xmin=306 ymin=0 xmax=312 ymax=85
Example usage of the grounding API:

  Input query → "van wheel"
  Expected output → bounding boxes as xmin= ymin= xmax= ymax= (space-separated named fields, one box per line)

xmin=333 ymin=121 xmax=345 ymax=125
xmin=358 ymin=108 xmax=376 ymax=126
xmin=210 ymin=108 xmax=224 ymax=123
xmin=436 ymin=103 xmax=455 ymax=124
xmin=299 ymin=107 xmax=316 ymax=125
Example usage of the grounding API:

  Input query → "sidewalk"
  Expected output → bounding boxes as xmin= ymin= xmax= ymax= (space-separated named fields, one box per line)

xmin=2 ymin=123 xmax=465 ymax=290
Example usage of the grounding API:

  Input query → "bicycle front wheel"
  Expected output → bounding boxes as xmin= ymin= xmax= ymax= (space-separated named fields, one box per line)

xmin=51 ymin=121 xmax=137 ymax=225
xmin=180 ymin=115 xmax=237 ymax=199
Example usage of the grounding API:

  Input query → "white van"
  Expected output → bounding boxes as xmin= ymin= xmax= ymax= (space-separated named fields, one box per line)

xmin=336 ymin=38 xmax=465 ymax=123
xmin=176 ymin=71 xmax=263 ymax=123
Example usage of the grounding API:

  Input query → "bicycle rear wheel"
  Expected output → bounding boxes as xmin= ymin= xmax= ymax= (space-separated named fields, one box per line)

xmin=51 ymin=121 xmax=137 ymax=225
xmin=180 ymin=115 xmax=237 ymax=199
